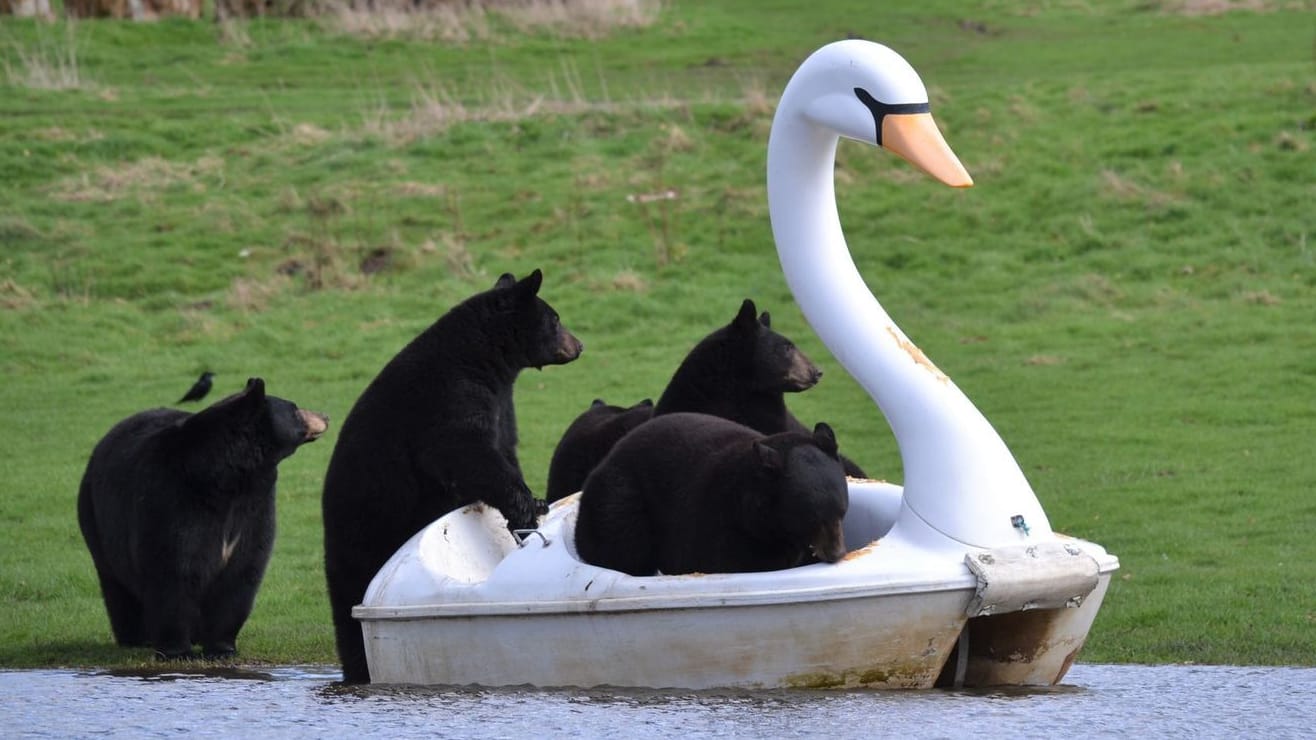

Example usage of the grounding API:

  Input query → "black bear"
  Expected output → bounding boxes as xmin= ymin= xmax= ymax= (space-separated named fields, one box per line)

xmin=545 ymin=398 xmax=654 ymax=503
xmin=322 ymin=269 xmax=583 ymax=684
xmin=546 ymin=299 xmax=866 ymax=501
xmin=652 ymin=299 xmax=821 ymax=428
xmin=574 ymin=412 xmax=849 ymax=577
xmin=654 ymin=299 xmax=867 ymax=478
xmin=77 ymin=378 xmax=328 ymax=660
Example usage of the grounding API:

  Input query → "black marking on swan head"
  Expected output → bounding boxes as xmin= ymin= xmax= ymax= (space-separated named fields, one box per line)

xmin=854 ymin=87 xmax=930 ymax=146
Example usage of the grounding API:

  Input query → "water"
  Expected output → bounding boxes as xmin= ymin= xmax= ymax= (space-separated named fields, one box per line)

xmin=3 ymin=664 xmax=1313 ymax=739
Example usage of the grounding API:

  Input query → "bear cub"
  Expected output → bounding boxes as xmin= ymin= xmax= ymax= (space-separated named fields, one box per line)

xmin=655 ymin=299 xmax=867 ymax=478
xmin=322 ymin=269 xmax=582 ymax=684
xmin=574 ymin=412 xmax=849 ymax=577
xmin=77 ymin=377 xmax=328 ymax=660
xmin=652 ymin=298 xmax=823 ymax=434
xmin=546 ymin=298 xmax=865 ymax=503
xmin=545 ymin=397 xmax=653 ymax=503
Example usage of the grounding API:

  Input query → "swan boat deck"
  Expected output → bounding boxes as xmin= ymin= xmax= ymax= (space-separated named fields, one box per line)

xmin=355 ymin=483 xmax=1118 ymax=689
xmin=353 ymin=38 xmax=1121 ymax=689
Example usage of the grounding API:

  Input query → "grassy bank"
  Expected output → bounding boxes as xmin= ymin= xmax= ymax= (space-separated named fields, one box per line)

xmin=1 ymin=0 xmax=1313 ymax=671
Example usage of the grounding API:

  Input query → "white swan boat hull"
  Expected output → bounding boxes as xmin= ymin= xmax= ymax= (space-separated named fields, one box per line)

xmin=353 ymin=481 xmax=1118 ymax=689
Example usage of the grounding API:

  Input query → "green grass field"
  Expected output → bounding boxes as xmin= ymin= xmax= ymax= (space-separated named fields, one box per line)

xmin=1 ymin=0 xmax=1313 ymax=671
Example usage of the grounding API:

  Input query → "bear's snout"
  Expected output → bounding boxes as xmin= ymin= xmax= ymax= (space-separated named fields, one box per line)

xmin=785 ymin=352 xmax=822 ymax=390
xmin=556 ymin=330 xmax=584 ymax=362
xmin=810 ymin=520 xmax=846 ymax=564
xmin=299 ymin=409 xmax=329 ymax=442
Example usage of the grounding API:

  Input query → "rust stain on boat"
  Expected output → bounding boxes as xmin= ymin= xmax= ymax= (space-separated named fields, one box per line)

xmin=962 ymin=608 xmax=1090 ymax=687
xmin=841 ymin=540 xmax=880 ymax=562
xmin=886 ymin=326 xmax=947 ymax=382
xmin=969 ymin=609 xmax=1059 ymax=663
xmin=782 ymin=621 xmax=961 ymax=690
xmin=1055 ymin=646 xmax=1082 ymax=684
xmin=783 ymin=659 xmax=942 ymax=690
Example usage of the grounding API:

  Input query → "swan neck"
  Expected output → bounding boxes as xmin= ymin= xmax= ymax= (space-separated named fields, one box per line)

xmin=767 ymin=101 xmax=1049 ymax=548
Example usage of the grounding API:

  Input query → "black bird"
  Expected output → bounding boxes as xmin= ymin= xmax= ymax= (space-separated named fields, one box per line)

xmin=178 ymin=372 xmax=215 ymax=404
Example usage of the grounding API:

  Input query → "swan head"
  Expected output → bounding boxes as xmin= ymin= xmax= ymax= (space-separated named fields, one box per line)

xmin=775 ymin=39 xmax=972 ymax=188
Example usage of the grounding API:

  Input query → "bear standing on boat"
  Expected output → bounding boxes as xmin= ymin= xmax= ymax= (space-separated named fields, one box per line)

xmin=574 ymin=412 xmax=849 ymax=577
xmin=77 ymin=378 xmax=329 ymax=660
xmin=322 ymin=269 xmax=583 ymax=684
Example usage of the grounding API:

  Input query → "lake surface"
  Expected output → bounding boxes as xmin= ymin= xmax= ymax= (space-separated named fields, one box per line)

xmin=4 ymin=663 xmax=1313 ymax=738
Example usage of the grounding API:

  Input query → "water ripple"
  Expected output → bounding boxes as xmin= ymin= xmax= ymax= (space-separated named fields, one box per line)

xmin=3 ymin=664 xmax=1313 ymax=739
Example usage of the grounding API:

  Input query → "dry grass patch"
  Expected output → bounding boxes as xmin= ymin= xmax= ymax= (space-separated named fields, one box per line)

xmin=288 ymin=122 xmax=335 ymax=147
xmin=0 ymin=279 xmax=39 ymax=310
xmin=1238 ymin=289 xmax=1282 ymax=305
xmin=278 ymin=235 xmax=371 ymax=292
xmin=226 ymin=274 xmax=293 ymax=313
xmin=361 ymin=84 xmax=485 ymax=144
xmin=367 ymin=88 xmax=463 ymax=143
xmin=317 ymin=0 xmax=660 ymax=42
xmin=49 ymin=156 xmax=226 ymax=203
xmin=3 ymin=22 xmax=89 ymax=91
xmin=1273 ymin=131 xmax=1309 ymax=152
xmin=998 ymin=0 xmax=1303 ymax=15
xmin=352 ymin=48 xmax=773 ymax=144
xmin=1098 ymin=169 xmax=1181 ymax=209
xmin=1075 ymin=272 xmax=1124 ymax=305
xmin=420 ymin=234 xmax=477 ymax=279
xmin=571 ymin=157 xmax=614 ymax=191
xmin=394 ymin=182 xmax=450 ymax=198
xmin=33 ymin=127 xmax=105 ymax=144
xmin=658 ymin=123 xmax=695 ymax=154
xmin=358 ymin=78 xmax=681 ymax=144
xmin=317 ymin=0 xmax=491 ymax=43
xmin=1159 ymin=0 xmax=1297 ymax=15
xmin=496 ymin=0 xmax=661 ymax=39
xmin=216 ymin=17 xmax=253 ymax=49
xmin=607 ymin=269 xmax=648 ymax=293
xmin=1024 ymin=354 xmax=1064 ymax=366
xmin=174 ymin=301 xmax=240 ymax=345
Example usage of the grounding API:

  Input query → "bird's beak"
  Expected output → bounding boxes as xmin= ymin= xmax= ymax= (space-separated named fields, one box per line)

xmin=880 ymin=113 xmax=973 ymax=188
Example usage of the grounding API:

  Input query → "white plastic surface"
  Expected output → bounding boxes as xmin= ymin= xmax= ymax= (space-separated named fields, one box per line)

xmin=767 ymin=40 xmax=1050 ymax=548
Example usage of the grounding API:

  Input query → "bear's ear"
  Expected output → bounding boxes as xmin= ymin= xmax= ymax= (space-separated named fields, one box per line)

xmin=758 ymin=311 xmax=771 ymax=328
xmin=494 ymin=273 xmax=517 ymax=290
xmin=754 ymin=440 xmax=783 ymax=471
xmin=638 ymin=398 xmax=654 ymax=408
xmin=590 ymin=398 xmax=607 ymax=408
xmin=513 ymin=268 xmax=544 ymax=298
xmin=813 ymin=422 xmax=839 ymax=458
xmin=733 ymin=299 xmax=758 ymax=331
xmin=242 ymin=377 xmax=267 ymax=403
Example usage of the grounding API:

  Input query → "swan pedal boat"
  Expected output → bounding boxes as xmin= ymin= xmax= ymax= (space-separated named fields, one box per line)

xmin=352 ymin=39 xmax=1120 ymax=690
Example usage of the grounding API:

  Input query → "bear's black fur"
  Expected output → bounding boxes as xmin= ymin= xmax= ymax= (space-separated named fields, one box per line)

xmin=322 ymin=269 xmax=582 ymax=684
xmin=655 ymin=299 xmax=867 ymax=478
xmin=574 ymin=412 xmax=849 ymax=577
xmin=545 ymin=299 xmax=865 ymax=498
xmin=77 ymin=378 xmax=328 ymax=660
xmin=545 ymin=398 xmax=654 ymax=503
xmin=652 ymin=298 xmax=822 ymax=432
